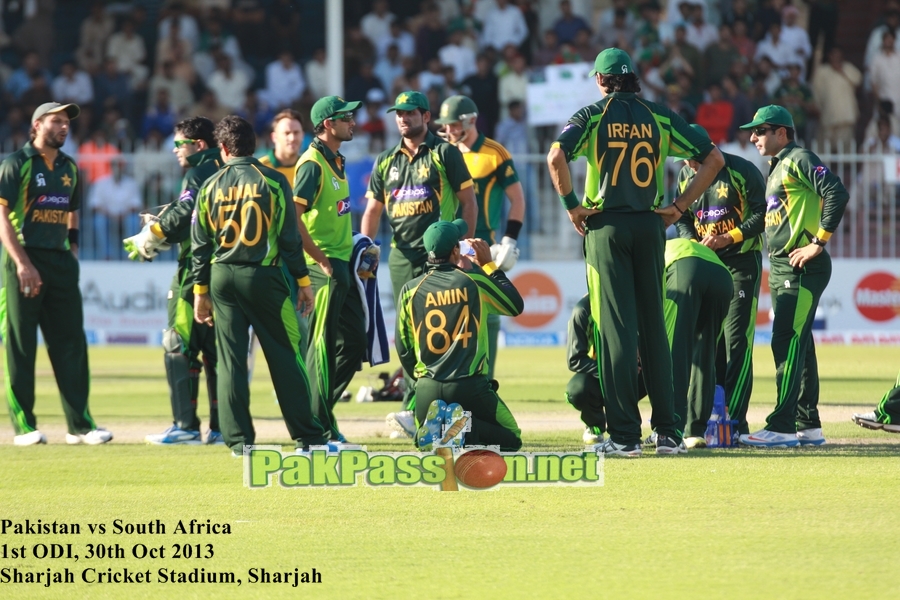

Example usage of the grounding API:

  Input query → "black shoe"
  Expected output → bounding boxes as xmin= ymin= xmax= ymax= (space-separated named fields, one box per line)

xmin=655 ymin=434 xmax=687 ymax=455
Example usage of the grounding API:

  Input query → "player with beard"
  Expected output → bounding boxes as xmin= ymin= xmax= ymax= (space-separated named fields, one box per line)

xmin=0 ymin=102 xmax=112 ymax=445
xmin=260 ymin=109 xmax=305 ymax=183
xmin=292 ymin=96 xmax=367 ymax=442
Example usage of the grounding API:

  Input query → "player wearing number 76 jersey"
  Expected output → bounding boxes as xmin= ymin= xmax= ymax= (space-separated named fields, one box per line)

xmin=547 ymin=48 xmax=723 ymax=457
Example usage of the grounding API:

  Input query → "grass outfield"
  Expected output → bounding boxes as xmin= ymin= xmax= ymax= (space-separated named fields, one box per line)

xmin=2 ymin=345 xmax=900 ymax=599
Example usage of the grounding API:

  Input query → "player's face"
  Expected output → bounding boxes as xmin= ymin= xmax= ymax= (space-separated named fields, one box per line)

xmin=327 ymin=112 xmax=355 ymax=142
xmin=749 ymin=125 xmax=783 ymax=156
xmin=444 ymin=121 xmax=465 ymax=144
xmin=172 ymin=132 xmax=199 ymax=167
xmin=395 ymin=109 xmax=426 ymax=139
xmin=35 ymin=113 xmax=70 ymax=149
xmin=271 ymin=117 xmax=304 ymax=157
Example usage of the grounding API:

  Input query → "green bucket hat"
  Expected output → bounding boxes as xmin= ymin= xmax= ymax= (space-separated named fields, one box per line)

xmin=386 ymin=90 xmax=430 ymax=113
xmin=589 ymin=48 xmax=634 ymax=76
xmin=740 ymin=105 xmax=794 ymax=130
xmin=310 ymin=96 xmax=362 ymax=127
xmin=434 ymin=95 xmax=479 ymax=125
xmin=424 ymin=218 xmax=468 ymax=261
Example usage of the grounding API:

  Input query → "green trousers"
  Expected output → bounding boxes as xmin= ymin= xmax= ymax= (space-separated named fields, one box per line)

xmin=766 ymin=254 xmax=831 ymax=433
xmin=307 ymin=258 xmax=367 ymax=440
xmin=414 ymin=375 xmax=522 ymax=451
xmin=2 ymin=247 xmax=94 ymax=435
xmin=716 ymin=252 xmax=762 ymax=434
xmin=167 ymin=264 xmax=218 ymax=432
xmin=209 ymin=263 xmax=328 ymax=451
xmin=565 ymin=372 xmax=606 ymax=433
xmin=876 ymin=370 xmax=900 ymax=424
xmin=388 ymin=248 xmax=427 ymax=411
xmin=664 ymin=257 xmax=733 ymax=437
xmin=584 ymin=212 xmax=679 ymax=446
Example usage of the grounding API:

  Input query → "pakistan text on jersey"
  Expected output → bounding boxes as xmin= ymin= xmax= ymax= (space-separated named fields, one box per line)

xmin=765 ymin=211 xmax=783 ymax=227
xmin=31 ymin=209 xmax=69 ymax=223
xmin=695 ymin=219 xmax=737 ymax=237
xmin=607 ymin=123 xmax=654 ymax=139
xmin=391 ymin=199 xmax=433 ymax=217
xmin=424 ymin=287 xmax=468 ymax=307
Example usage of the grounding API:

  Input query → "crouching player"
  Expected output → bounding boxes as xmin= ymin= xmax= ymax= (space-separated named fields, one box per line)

xmin=395 ymin=219 xmax=523 ymax=451
xmin=566 ymin=295 xmax=606 ymax=445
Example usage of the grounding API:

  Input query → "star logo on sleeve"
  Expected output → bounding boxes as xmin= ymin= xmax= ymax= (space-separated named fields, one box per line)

xmin=716 ymin=183 xmax=728 ymax=198
xmin=61 ymin=173 xmax=72 ymax=187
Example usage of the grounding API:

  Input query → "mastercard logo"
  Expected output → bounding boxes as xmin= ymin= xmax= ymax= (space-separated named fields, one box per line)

xmin=855 ymin=272 xmax=900 ymax=322
xmin=510 ymin=271 xmax=562 ymax=328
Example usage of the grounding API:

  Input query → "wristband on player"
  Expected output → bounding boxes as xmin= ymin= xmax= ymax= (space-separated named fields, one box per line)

xmin=559 ymin=191 xmax=579 ymax=210
xmin=504 ymin=219 xmax=523 ymax=240
xmin=68 ymin=229 xmax=80 ymax=245
xmin=672 ymin=202 xmax=684 ymax=216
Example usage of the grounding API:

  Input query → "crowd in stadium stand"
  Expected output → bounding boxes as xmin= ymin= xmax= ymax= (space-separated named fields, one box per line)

xmin=0 ymin=0 xmax=897 ymax=259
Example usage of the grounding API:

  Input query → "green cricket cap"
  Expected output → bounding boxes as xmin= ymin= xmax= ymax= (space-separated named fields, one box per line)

xmin=32 ymin=102 xmax=79 ymax=124
xmin=740 ymin=105 xmax=794 ymax=130
xmin=386 ymin=90 xmax=430 ymax=113
xmin=424 ymin=218 xmax=468 ymax=260
xmin=434 ymin=95 xmax=479 ymax=125
xmin=589 ymin=48 xmax=634 ymax=76
xmin=310 ymin=96 xmax=362 ymax=127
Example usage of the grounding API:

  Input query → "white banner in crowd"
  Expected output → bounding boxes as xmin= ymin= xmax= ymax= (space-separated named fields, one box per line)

xmin=526 ymin=63 xmax=599 ymax=127
xmin=73 ymin=259 xmax=900 ymax=346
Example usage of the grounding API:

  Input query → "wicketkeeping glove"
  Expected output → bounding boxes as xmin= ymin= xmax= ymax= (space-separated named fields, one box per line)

xmin=490 ymin=236 xmax=519 ymax=271
xmin=123 ymin=223 xmax=168 ymax=261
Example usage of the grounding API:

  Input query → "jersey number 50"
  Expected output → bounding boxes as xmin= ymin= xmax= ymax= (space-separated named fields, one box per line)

xmin=607 ymin=141 xmax=654 ymax=188
xmin=424 ymin=307 xmax=472 ymax=355
xmin=218 ymin=200 xmax=270 ymax=249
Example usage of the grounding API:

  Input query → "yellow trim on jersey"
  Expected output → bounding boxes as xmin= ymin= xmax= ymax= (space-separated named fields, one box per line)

xmin=194 ymin=284 xmax=209 ymax=295
xmin=150 ymin=223 xmax=164 ymax=238
xmin=816 ymin=228 xmax=832 ymax=242
xmin=0 ymin=197 xmax=8 ymax=206
xmin=297 ymin=276 xmax=311 ymax=287
xmin=481 ymin=261 xmax=498 ymax=274
xmin=458 ymin=179 xmax=473 ymax=190
xmin=294 ymin=196 xmax=309 ymax=206
xmin=728 ymin=228 xmax=744 ymax=243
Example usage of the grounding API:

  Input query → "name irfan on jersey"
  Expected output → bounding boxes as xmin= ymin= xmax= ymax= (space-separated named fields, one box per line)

xmin=607 ymin=123 xmax=653 ymax=139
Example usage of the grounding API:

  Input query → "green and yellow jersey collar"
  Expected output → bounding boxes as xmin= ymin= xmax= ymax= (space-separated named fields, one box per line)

xmin=188 ymin=147 xmax=223 ymax=168
xmin=392 ymin=130 xmax=441 ymax=159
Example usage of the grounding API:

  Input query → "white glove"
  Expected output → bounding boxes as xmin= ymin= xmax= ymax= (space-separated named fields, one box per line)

xmin=123 ymin=223 xmax=168 ymax=261
xmin=490 ymin=236 xmax=519 ymax=271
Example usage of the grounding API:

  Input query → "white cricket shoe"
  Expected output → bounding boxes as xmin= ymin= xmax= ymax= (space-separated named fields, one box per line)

xmin=66 ymin=429 xmax=113 ymax=445
xmin=386 ymin=410 xmax=416 ymax=438
xmin=145 ymin=425 xmax=201 ymax=445
xmin=593 ymin=438 xmax=642 ymax=458
xmin=852 ymin=411 xmax=882 ymax=430
xmin=796 ymin=428 xmax=826 ymax=446
xmin=14 ymin=430 xmax=47 ymax=446
xmin=739 ymin=429 xmax=799 ymax=448
xmin=583 ymin=427 xmax=604 ymax=445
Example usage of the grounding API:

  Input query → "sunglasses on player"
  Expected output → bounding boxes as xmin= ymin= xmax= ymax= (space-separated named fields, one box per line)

xmin=328 ymin=113 xmax=355 ymax=122
xmin=750 ymin=126 xmax=780 ymax=137
xmin=173 ymin=139 xmax=198 ymax=149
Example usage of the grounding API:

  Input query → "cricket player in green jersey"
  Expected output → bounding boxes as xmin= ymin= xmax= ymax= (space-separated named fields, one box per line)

xmin=737 ymin=105 xmax=849 ymax=448
xmin=0 ymin=102 xmax=112 ymax=445
xmin=674 ymin=124 xmax=766 ymax=436
xmin=853 ymin=373 xmax=900 ymax=434
xmin=396 ymin=219 xmax=523 ymax=451
xmin=293 ymin=96 xmax=366 ymax=442
xmin=547 ymin=48 xmax=724 ymax=457
xmin=126 ymin=117 xmax=223 ymax=446
xmin=566 ymin=294 xmax=606 ymax=445
xmin=361 ymin=90 xmax=477 ymax=427
xmin=434 ymin=94 xmax=526 ymax=380
xmin=191 ymin=116 xmax=329 ymax=454
xmin=663 ymin=239 xmax=734 ymax=447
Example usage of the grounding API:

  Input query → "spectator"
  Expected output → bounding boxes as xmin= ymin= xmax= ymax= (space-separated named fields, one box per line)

xmin=703 ymin=24 xmax=743 ymax=89
xmin=859 ymin=116 xmax=900 ymax=215
xmin=346 ymin=61 xmax=384 ymax=104
xmin=206 ymin=54 xmax=251 ymax=111
xmin=871 ymin=29 xmax=900 ymax=136
xmin=189 ymin=89 xmax=229 ymax=125
xmin=481 ymin=0 xmax=528 ymax=52
xmin=462 ymin=54 xmax=500 ymax=136
xmin=805 ymin=0 xmax=839 ymax=70
xmin=572 ymin=27 xmax=598 ymax=63
xmin=375 ymin=44 xmax=406 ymax=95
xmin=754 ymin=0 xmax=782 ymax=42
xmin=155 ymin=18 xmax=194 ymax=79
xmin=52 ymin=61 xmax=94 ymax=106
xmin=695 ymin=82 xmax=734 ymax=144
xmin=358 ymin=87 xmax=388 ymax=154
xmin=158 ymin=1 xmax=200 ymax=51
xmin=685 ymin=3 xmax=718 ymax=52
xmin=779 ymin=5 xmax=812 ymax=80
xmin=514 ymin=0 xmax=539 ymax=61
xmin=0 ymin=106 xmax=29 ymax=150
xmin=669 ymin=24 xmax=702 ymax=93
xmin=664 ymin=83 xmax=695 ymax=123
xmin=553 ymin=0 xmax=591 ymax=45
xmin=732 ymin=19 xmax=756 ymax=62
xmin=106 ymin=17 xmax=149 ymax=89
xmin=377 ymin=19 xmax=416 ymax=60
xmin=440 ymin=25 xmax=477 ymax=83
xmin=261 ymin=50 xmax=306 ymax=110
xmin=89 ymin=158 xmax=142 ymax=260
xmin=415 ymin=3 xmax=447 ymax=64
xmin=237 ymin=90 xmax=275 ymax=136
xmin=633 ymin=0 xmax=663 ymax=55
xmin=498 ymin=53 xmax=529 ymax=122
xmin=598 ymin=0 xmax=636 ymax=32
xmin=447 ymin=1 xmax=483 ymax=53
xmin=268 ymin=0 xmax=301 ymax=57
xmin=660 ymin=0 xmax=696 ymax=44
xmin=148 ymin=60 xmax=194 ymax=117
xmin=723 ymin=75 xmax=754 ymax=140
xmin=93 ymin=58 xmax=133 ymax=118
xmin=10 ymin=0 xmax=54 ymax=67
xmin=596 ymin=8 xmax=636 ymax=52
xmin=755 ymin=55 xmax=783 ymax=97
xmin=305 ymin=48 xmax=329 ymax=98
xmin=418 ymin=58 xmax=447 ymax=96
xmin=534 ymin=30 xmax=560 ymax=67
xmin=812 ymin=46 xmax=862 ymax=149
xmin=755 ymin=22 xmax=793 ymax=76
xmin=142 ymin=88 xmax=177 ymax=139
xmin=495 ymin=99 xmax=530 ymax=156
xmin=193 ymin=18 xmax=246 ymax=83
xmin=720 ymin=127 xmax=769 ymax=175
xmin=100 ymin=104 xmax=136 ymax=145
xmin=725 ymin=0 xmax=756 ymax=35
xmin=5 ymin=50 xmax=50 ymax=100
xmin=231 ymin=0 xmax=267 ymax=58
xmin=774 ymin=62 xmax=817 ymax=142
xmin=345 ymin=26 xmax=376 ymax=84
xmin=76 ymin=1 xmax=114 ymax=75
xmin=436 ymin=0 xmax=462 ymax=24
xmin=865 ymin=7 xmax=900 ymax=68
xmin=361 ymin=0 xmax=395 ymax=46
xmin=79 ymin=128 xmax=121 ymax=184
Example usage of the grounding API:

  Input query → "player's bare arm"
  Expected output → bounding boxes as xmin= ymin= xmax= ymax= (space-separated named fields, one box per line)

xmin=658 ymin=147 xmax=725 ymax=226
xmin=505 ymin=181 xmax=526 ymax=224
xmin=296 ymin=284 xmax=315 ymax=317
xmin=193 ymin=292 xmax=213 ymax=326
xmin=295 ymin=202 xmax=332 ymax=276
xmin=457 ymin=185 xmax=477 ymax=237
xmin=547 ymin=146 xmax=598 ymax=236
xmin=0 ymin=205 xmax=42 ymax=298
